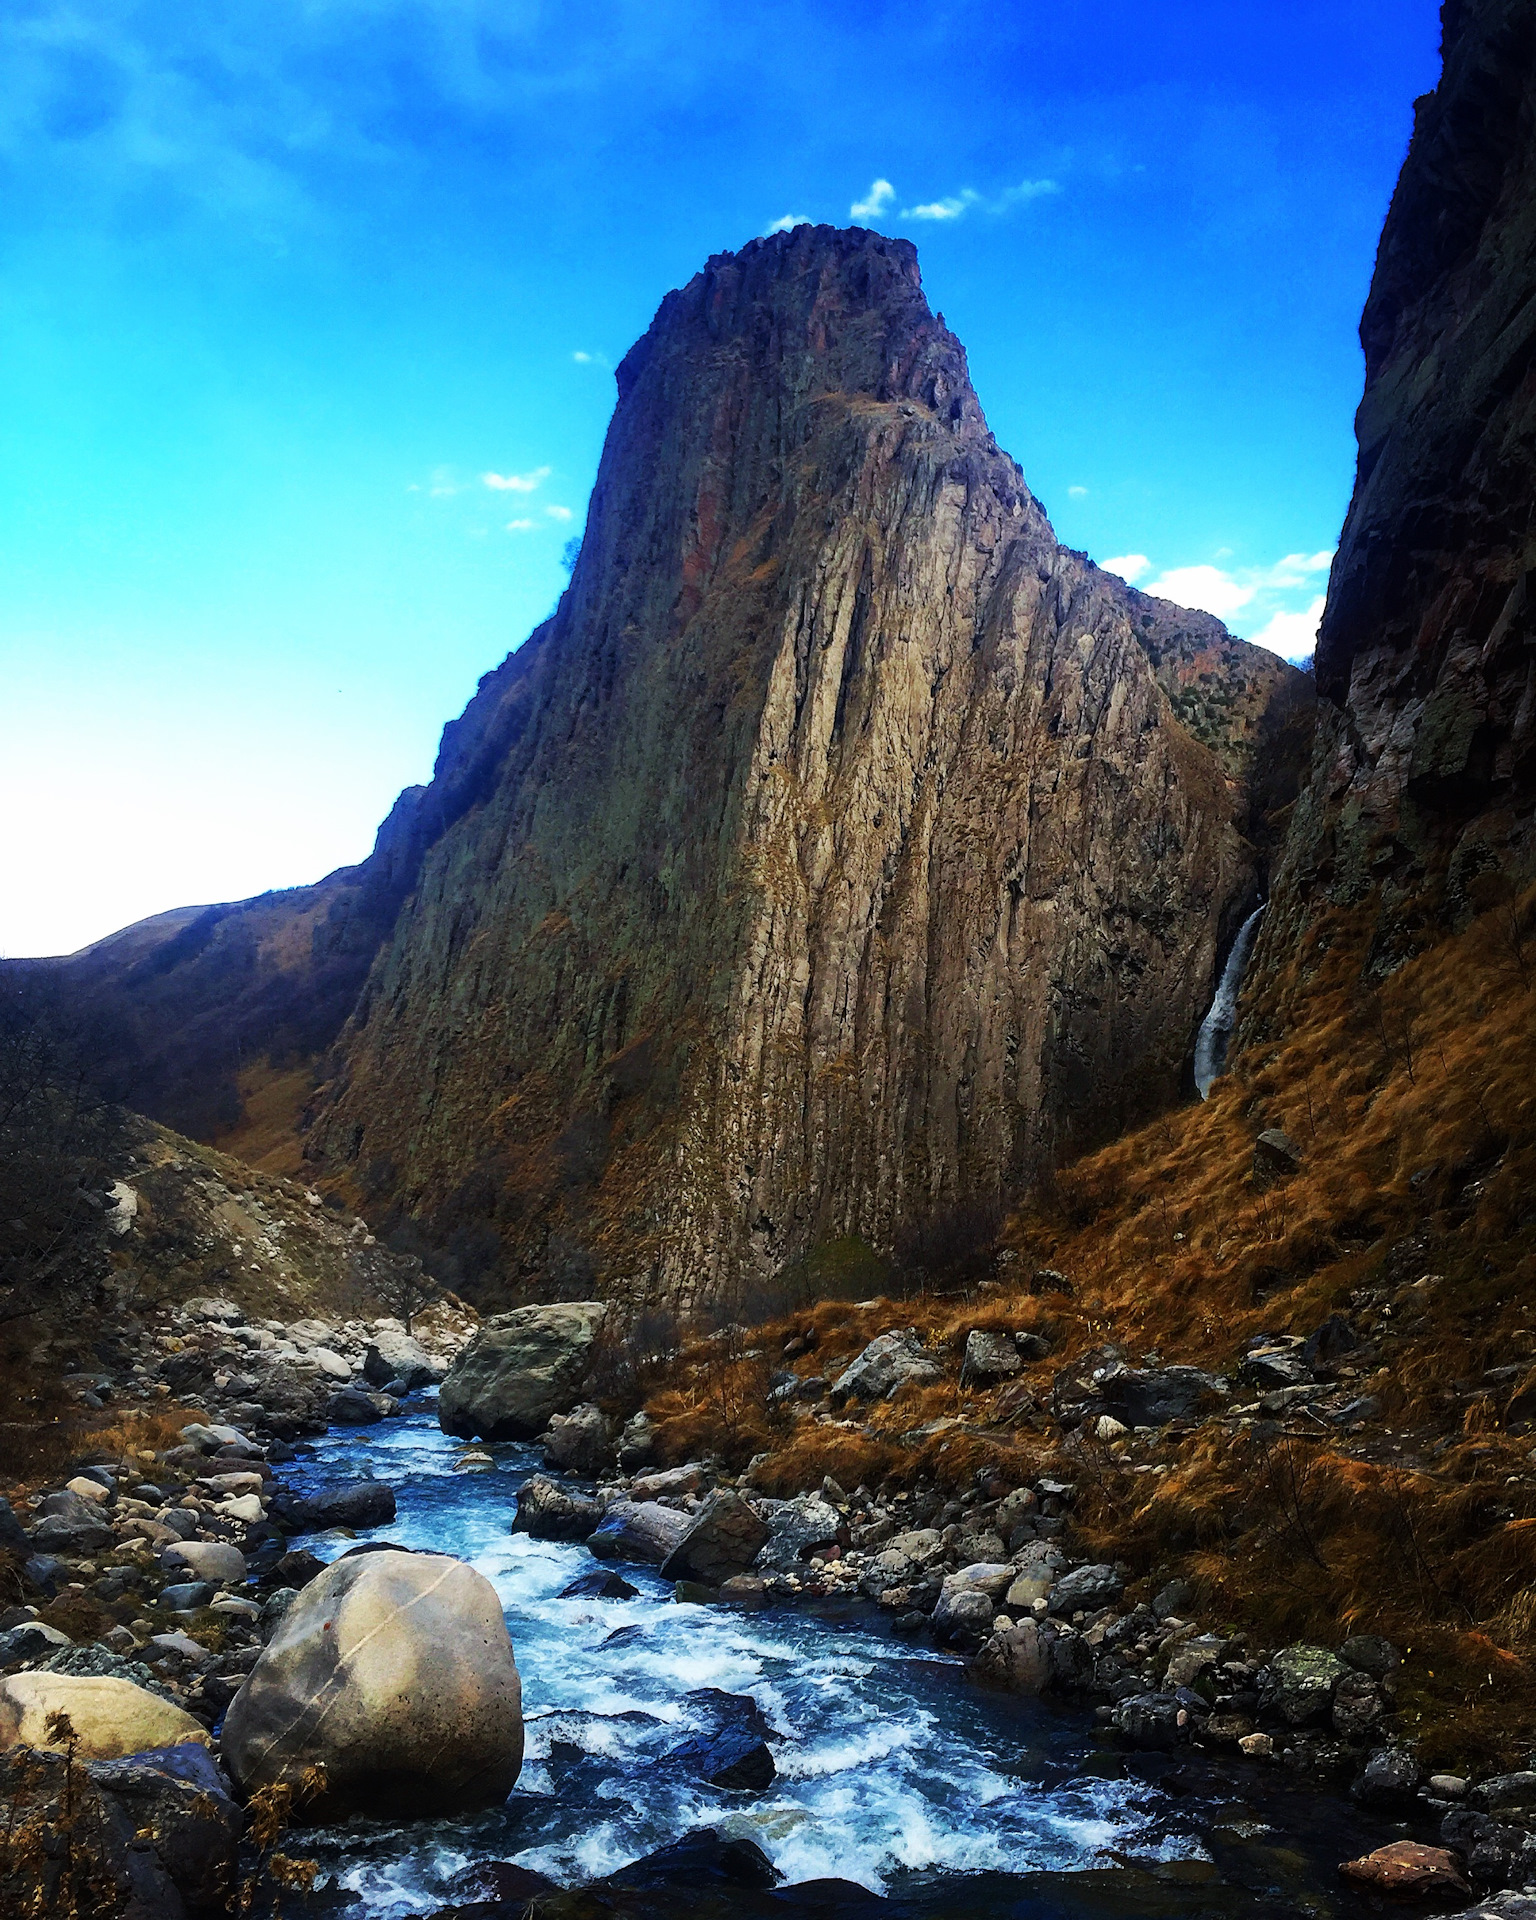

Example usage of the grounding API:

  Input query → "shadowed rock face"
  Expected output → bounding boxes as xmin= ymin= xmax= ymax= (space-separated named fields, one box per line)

xmin=1258 ymin=0 xmax=1536 ymax=984
xmin=299 ymin=225 xmax=1298 ymax=1307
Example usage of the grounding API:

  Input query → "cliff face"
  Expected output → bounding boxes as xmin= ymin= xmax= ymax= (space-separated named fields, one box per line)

xmin=302 ymin=227 xmax=1299 ymax=1307
xmin=1258 ymin=0 xmax=1536 ymax=984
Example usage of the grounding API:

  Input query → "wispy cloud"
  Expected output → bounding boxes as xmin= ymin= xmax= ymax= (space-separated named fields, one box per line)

xmin=544 ymin=504 xmax=573 ymax=521
xmin=899 ymin=178 xmax=1059 ymax=222
xmin=850 ymin=178 xmax=895 ymax=220
xmin=483 ymin=466 xmax=551 ymax=493
xmin=1068 ymin=484 xmax=1088 ymax=499
xmin=505 ymin=518 xmax=536 ymax=532
xmin=764 ymin=212 xmax=810 ymax=235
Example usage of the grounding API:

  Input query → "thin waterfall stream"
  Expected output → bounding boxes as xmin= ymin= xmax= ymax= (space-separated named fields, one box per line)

xmin=280 ymin=1401 xmax=1394 ymax=1919
xmin=1194 ymin=905 xmax=1267 ymax=1099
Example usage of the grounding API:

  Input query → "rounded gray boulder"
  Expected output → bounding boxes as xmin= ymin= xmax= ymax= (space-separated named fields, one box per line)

xmin=438 ymin=1302 xmax=607 ymax=1441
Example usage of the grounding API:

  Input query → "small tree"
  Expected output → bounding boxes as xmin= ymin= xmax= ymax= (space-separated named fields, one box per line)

xmin=350 ymin=1244 xmax=440 ymax=1334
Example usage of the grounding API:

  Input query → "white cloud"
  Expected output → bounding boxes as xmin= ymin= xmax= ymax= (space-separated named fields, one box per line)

xmin=1255 ymin=549 xmax=1335 ymax=589
xmin=850 ymin=178 xmax=894 ymax=219
xmin=572 ymin=351 xmax=592 ymax=363
xmin=1248 ymin=596 xmax=1325 ymax=663
xmin=483 ymin=466 xmax=551 ymax=493
xmin=903 ymin=190 xmax=979 ymax=221
xmin=765 ymin=213 xmax=810 ymax=235
xmin=1102 ymin=553 xmax=1151 ymax=584
xmin=505 ymin=518 xmax=535 ymax=532
xmin=544 ymin=504 xmax=573 ymax=521
xmin=1145 ymin=564 xmax=1256 ymax=621
xmin=999 ymin=177 xmax=1060 ymax=205
xmin=1068 ymin=484 xmax=1088 ymax=499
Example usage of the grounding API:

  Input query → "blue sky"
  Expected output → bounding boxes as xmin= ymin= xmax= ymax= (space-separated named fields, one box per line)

xmin=0 ymin=0 xmax=1443 ymax=956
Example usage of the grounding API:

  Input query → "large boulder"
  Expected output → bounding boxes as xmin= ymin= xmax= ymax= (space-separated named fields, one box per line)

xmin=586 ymin=1499 xmax=691 ymax=1565
xmin=29 ymin=1490 xmax=114 ymax=1556
xmin=512 ymin=1474 xmax=605 ymax=1541
xmin=661 ymin=1491 xmax=771 ymax=1585
xmin=163 ymin=1541 xmax=248 ymax=1585
xmin=438 ymin=1302 xmax=607 ymax=1440
xmin=0 ymin=1672 xmax=212 ymax=1758
xmin=221 ymin=1549 xmax=522 ymax=1816
xmin=363 ymin=1326 xmax=442 ymax=1389
xmin=1261 ymin=1644 xmax=1346 ymax=1726
xmin=751 ymin=1494 xmax=843 ymax=1573
xmin=962 ymin=1329 xmax=1023 ymax=1383
xmin=829 ymin=1329 xmax=941 ymax=1403
xmin=972 ymin=1619 xmax=1051 ymax=1694
xmin=542 ymin=1401 xmax=615 ymax=1476
xmin=1339 ymin=1842 xmax=1469 ymax=1900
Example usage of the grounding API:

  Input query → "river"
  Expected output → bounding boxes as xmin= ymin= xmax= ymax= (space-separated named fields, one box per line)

xmin=281 ymin=1400 xmax=1396 ymax=1919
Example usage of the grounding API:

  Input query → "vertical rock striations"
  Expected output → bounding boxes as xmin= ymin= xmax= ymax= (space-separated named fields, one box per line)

xmin=1259 ymin=0 xmax=1536 ymax=986
xmin=307 ymin=226 xmax=1297 ymax=1306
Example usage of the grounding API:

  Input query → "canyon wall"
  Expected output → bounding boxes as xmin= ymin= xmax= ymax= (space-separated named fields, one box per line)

xmin=300 ymin=228 xmax=1299 ymax=1307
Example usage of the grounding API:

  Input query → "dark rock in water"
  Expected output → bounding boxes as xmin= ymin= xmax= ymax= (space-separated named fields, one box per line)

xmin=273 ymin=1547 xmax=327 ymax=1587
xmin=542 ymin=1401 xmax=615 ymax=1477
xmin=444 ymin=1860 xmax=560 ymax=1905
xmin=586 ymin=1499 xmax=691 ymax=1566
xmin=326 ymin=1388 xmax=384 ymax=1426
xmin=272 ymin=1481 xmax=397 ymax=1532
xmin=671 ymin=1725 xmax=777 ymax=1792
xmin=684 ymin=1688 xmax=776 ymax=1743
xmin=603 ymin=1827 xmax=781 ymax=1890
xmin=512 ymin=1473 xmax=605 ymax=1542
xmin=559 ymin=1570 xmax=640 ymax=1600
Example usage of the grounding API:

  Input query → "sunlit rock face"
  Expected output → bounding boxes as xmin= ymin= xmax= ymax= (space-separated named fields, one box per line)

xmin=307 ymin=225 xmax=1297 ymax=1307
xmin=1257 ymin=0 xmax=1536 ymax=988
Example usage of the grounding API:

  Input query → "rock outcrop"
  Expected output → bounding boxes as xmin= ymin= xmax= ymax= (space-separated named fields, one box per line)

xmin=28 ymin=227 xmax=1306 ymax=1309
xmin=221 ymin=1548 xmax=523 ymax=1816
xmin=0 ymin=1672 xmax=213 ymax=1759
xmin=1255 ymin=0 xmax=1536 ymax=992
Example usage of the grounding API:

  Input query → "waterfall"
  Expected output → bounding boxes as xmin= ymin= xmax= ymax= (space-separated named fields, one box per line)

xmin=1194 ymin=903 xmax=1266 ymax=1099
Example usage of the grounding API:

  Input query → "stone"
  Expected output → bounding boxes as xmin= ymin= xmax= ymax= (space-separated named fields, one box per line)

xmin=1164 ymin=1636 xmax=1225 ymax=1691
xmin=617 ymin=1411 xmax=658 ymax=1468
xmin=542 ymin=1401 xmax=615 ymax=1477
xmin=752 ymin=1495 xmax=844 ymax=1573
xmin=1113 ymin=1692 xmax=1185 ymax=1749
xmin=221 ymin=1549 xmax=522 ymax=1816
xmin=64 ymin=1474 xmax=113 ymax=1504
xmin=1429 ymin=1774 xmax=1469 ymax=1799
xmin=1004 ymin=1568 xmax=1055 ymax=1611
xmin=671 ymin=1725 xmax=776 ymax=1792
xmin=962 ymin=1328 xmax=1021 ymax=1383
xmin=1331 ymin=1668 xmax=1386 ymax=1739
xmin=86 ymin=1743 xmax=242 ymax=1909
xmin=30 ymin=1495 xmax=114 ymax=1556
xmin=1048 ymin=1563 xmax=1124 ymax=1616
xmin=272 ymin=1481 xmax=397 ymax=1532
xmin=326 ymin=1387 xmax=383 ymax=1424
xmin=164 ymin=1541 xmax=247 ymax=1585
xmin=512 ymin=1474 xmax=605 ymax=1542
xmin=363 ymin=1327 xmax=441 ymax=1388
xmin=604 ymin=1827 xmax=780 ymax=1892
xmin=438 ymin=1302 xmax=607 ymax=1441
xmin=933 ymin=1564 xmax=1014 ymax=1639
xmin=161 ymin=1580 xmax=215 ymax=1611
xmin=1253 ymin=1129 xmax=1303 ymax=1181
xmin=1095 ymin=1415 xmax=1128 ymax=1441
xmin=830 ymin=1329 xmax=942 ymax=1403
xmin=630 ymin=1464 xmax=704 ymax=1500
xmin=1470 ymin=1771 xmax=1536 ymax=1815
xmin=972 ymin=1619 xmax=1051 ymax=1694
xmin=1338 ymin=1633 xmax=1400 ymax=1676
xmin=719 ymin=1576 xmax=769 ymax=1609
xmin=0 ymin=1672 xmax=212 ymax=1757
xmin=1353 ymin=1745 xmax=1420 ymax=1807
xmin=0 ymin=1497 xmax=30 ymax=1556
xmin=1338 ymin=1842 xmax=1469 ymax=1900
xmin=1263 ymin=1644 xmax=1345 ymax=1725
xmin=1440 ymin=1901 xmax=1536 ymax=1920
xmin=1238 ymin=1731 xmax=1274 ymax=1759
xmin=586 ymin=1499 xmax=691 ymax=1565
xmin=559 ymin=1570 xmax=639 ymax=1600
xmin=310 ymin=1346 xmax=353 ymax=1379
xmin=1303 ymin=1314 xmax=1359 ymax=1370
xmin=273 ymin=1548 xmax=327 ymax=1586
xmin=661 ymin=1491 xmax=771 ymax=1586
